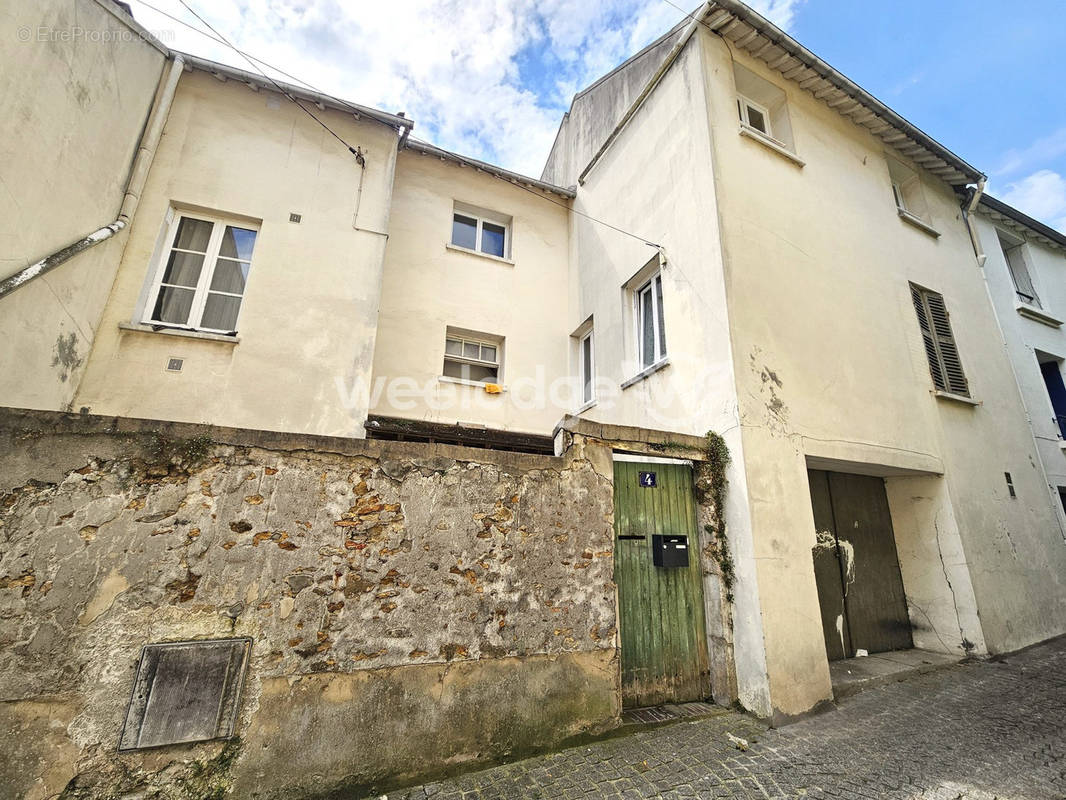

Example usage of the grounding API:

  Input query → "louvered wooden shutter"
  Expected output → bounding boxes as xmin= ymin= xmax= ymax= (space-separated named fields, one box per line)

xmin=1004 ymin=244 xmax=1041 ymax=308
xmin=910 ymin=284 xmax=969 ymax=397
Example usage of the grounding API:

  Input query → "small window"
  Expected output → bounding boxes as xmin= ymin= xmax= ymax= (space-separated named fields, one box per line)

xmin=997 ymin=230 xmax=1041 ymax=308
xmin=636 ymin=273 xmax=667 ymax=368
xmin=886 ymin=158 xmax=931 ymax=224
xmin=145 ymin=212 xmax=258 ymax=334
xmin=580 ymin=329 xmax=595 ymax=404
xmin=732 ymin=63 xmax=795 ymax=151
xmin=450 ymin=203 xmax=511 ymax=259
xmin=737 ymin=95 xmax=772 ymax=137
xmin=910 ymin=284 xmax=969 ymax=397
xmin=443 ymin=332 xmax=501 ymax=383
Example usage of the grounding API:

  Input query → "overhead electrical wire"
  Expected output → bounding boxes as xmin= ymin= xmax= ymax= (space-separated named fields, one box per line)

xmin=174 ymin=0 xmax=364 ymax=159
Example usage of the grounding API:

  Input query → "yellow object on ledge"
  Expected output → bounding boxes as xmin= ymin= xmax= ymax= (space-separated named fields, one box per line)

xmin=484 ymin=383 xmax=502 ymax=394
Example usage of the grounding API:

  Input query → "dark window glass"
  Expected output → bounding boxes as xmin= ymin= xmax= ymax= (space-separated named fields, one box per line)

xmin=452 ymin=214 xmax=477 ymax=249
xmin=481 ymin=222 xmax=506 ymax=257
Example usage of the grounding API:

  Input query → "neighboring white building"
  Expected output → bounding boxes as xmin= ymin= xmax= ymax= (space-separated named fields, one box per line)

xmin=972 ymin=195 xmax=1066 ymax=529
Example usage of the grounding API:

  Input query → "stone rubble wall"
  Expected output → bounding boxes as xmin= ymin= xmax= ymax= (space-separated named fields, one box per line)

xmin=0 ymin=409 xmax=621 ymax=799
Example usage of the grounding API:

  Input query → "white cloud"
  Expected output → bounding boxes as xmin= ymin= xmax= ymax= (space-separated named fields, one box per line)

xmin=994 ymin=127 xmax=1066 ymax=177
xmin=999 ymin=170 xmax=1066 ymax=233
xmin=130 ymin=0 xmax=801 ymax=176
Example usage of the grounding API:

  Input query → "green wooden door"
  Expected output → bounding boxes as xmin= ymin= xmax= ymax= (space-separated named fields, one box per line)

xmin=613 ymin=459 xmax=711 ymax=708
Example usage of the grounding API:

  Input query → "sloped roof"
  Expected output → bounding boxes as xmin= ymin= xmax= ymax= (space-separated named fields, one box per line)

xmin=573 ymin=0 xmax=985 ymax=187
xmin=979 ymin=195 xmax=1066 ymax=251
xmin=701 ymin=0 xmax=983 ymax=185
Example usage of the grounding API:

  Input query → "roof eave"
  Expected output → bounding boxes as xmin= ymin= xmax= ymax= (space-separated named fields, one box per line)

xmin=707 ymin=0 xmax=983 ymax=186
xmin=178 ymin=52 xmax=414 ymax=133
xmin=979 ymin=195 xmax=1066 ymax=250
xmin=405 ymin=140 xmax=575 ymax=199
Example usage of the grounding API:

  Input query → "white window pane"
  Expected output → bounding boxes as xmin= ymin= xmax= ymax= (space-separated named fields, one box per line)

xmin=641 ymin=287 xmax=655 ymax=367
xmin=161 ymin=251 xmax=205 ymax=288
xmin=200 ymin=293 xmax=242 ymax=331
xmin=481 ymin=222 xmax=506 ymax=257
xmin=480 ymin=344 xmax=497 ymax=363
xmin=452 ymin=214 xmax=477 ymax=249
xmin=443 ymin=359 xmax=497 ymax=383
xmin=445 ymin=338 xmax=462 ymax=355
xmin=151 ymin=286 xmax=195 ymax=325
xmin=746 ymin=104 xmax=767 ymax=134
xmin=655 ymin=275 xmax=666 ymax=358
xmin=173 ymin=217 xmax=213 ymax=252
xmin=218 ymin=226 xmax=257 ymax=260
xmin=210 ymin=259 xmax=250 ymax=294
xmin=463 ymin=342 xmax=480 ymax=359
xmin=582 ymin=335 xmax=592 ymax=402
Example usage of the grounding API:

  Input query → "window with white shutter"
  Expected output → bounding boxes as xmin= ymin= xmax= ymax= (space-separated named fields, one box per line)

xmin=910 ymin=284 xmax=969 ymax=397
xmin=997 ymin=230 xmax=1041 ymax=308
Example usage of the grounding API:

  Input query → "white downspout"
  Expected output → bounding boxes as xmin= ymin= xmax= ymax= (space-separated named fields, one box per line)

xmin=0 ymin=53 xmax=185 ymax=300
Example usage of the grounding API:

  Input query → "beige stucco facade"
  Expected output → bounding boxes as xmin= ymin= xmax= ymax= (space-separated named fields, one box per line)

xmin=368 ymin=149 xmax=571 ymax=435
xmin=71 ymin=68 xmax=402 ymax=437
xmin=543 ymin=20 xmax=1066 ymax=718
xmin=0 ymin=0 xmax=166 ymax=411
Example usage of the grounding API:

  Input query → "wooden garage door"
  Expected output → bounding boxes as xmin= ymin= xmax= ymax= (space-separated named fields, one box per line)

xmin=808 ymin=469 xmax=912 ymax=661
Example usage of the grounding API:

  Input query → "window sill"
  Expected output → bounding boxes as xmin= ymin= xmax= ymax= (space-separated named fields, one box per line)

xmin=119 ymin=322 xmax=240 ymax=344
xmin=574 ymin=398 xmax=598 ymax=414
xmin=445 ymin=243 xmax=515 ymax=266
xmin=738 ymin=125 xmax=805 ymax=167
xmin=621 ymin=358 xmax=670 ymax=390
xmin=897 ymin=209 xmax=940 ymax=238
xmin=1015 ymin=302 xmax=1063 ymax=328
xmin=438 ymin=376 xmax=508 ymax=392
xmin=933 ymin=390 xmax=979 ymax=407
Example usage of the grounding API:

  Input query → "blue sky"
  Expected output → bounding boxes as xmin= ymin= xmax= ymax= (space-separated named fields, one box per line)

xmin=130 ymin=0 xmax=1066 ymax=230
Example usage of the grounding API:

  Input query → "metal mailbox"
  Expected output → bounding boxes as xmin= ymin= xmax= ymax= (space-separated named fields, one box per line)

xmin=652 ymin=534 xmax=689 ymax=568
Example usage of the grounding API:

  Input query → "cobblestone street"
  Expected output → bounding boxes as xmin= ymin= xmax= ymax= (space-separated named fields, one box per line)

xmin=390 ymin=637 xmax=1066 ymax=799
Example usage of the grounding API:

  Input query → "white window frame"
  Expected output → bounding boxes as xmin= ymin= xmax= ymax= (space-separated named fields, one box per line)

xmin=580 ymin=328 xmax=595 ymax=405
xmin=442 ymin=333 xmax=502 ymax=384
xmin=143 ymin=211 xmax=259 ymax=334
xmin=891 ymin=181 xmax=907 ymax=212
xmin=635 ymin=273 xmax=667 ymax=368
xmin=450 ymin=206 xmax=511 ymax=260
xmin=737 ymin=94 xmax=772 ymax=138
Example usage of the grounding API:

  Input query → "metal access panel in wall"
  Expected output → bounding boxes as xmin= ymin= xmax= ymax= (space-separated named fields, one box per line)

xmin=119 ymin=638 xmax=251 ymax=750
xmin=613 ymin=458 xmax=711 ymax=708
xmin=808 ymin=470 xmax=912 ymax=661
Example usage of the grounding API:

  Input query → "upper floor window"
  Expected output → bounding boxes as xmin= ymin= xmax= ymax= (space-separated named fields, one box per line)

xmin=451 ymin=202 xmax=511 ymax=260
xmin=910 ymin=283 xmax=969 ymax=397
xmin=580 ymin=329 xmax=595 ymax=405
xmin=886 ymin=157 xmax=936 ymax=235
xmin=443 ymin=330 xmax=501 ymax=383
xmin=737 ymin=95 xmax=772 ymax=138
xmin=145 ymin=212 xmax=258 ymax=334
xmin=636 ymin=273 xmax=667 ymax=368
xmin=733 ymin=62 xmax=796 ymax=152
xmin=997 ymin=229 xmax=1041 ymax=308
